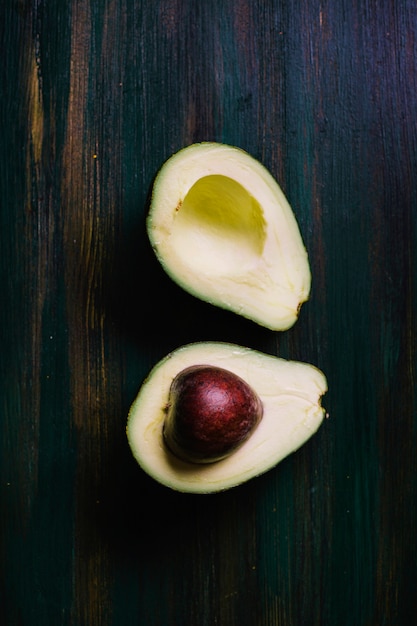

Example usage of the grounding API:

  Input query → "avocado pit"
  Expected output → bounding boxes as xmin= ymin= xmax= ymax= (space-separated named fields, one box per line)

xmin=163 ymin=365 xmax=263 ymax=464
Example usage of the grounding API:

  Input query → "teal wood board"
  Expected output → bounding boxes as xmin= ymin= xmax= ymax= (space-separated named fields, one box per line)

xmin=1 ymin=1 xmax=416 ymax=624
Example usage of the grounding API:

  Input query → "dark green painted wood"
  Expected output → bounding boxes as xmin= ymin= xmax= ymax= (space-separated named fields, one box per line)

xmin=1 ymin=1 xmax=416 ymax=624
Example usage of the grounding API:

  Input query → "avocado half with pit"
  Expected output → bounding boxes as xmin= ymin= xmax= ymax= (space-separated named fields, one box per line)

xmin=147 ymin=143 xmax=311 ymax=331
xmin=127 ymin=342 xmax=327 ymax=494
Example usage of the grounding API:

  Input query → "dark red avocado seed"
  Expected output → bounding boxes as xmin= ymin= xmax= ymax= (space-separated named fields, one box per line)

xmin=163 ymin=365 xmax=263 ymax=464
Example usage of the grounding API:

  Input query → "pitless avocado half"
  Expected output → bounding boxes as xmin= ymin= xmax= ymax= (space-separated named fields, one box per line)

xmin=146 ymin=142 xmax=311 ymax=331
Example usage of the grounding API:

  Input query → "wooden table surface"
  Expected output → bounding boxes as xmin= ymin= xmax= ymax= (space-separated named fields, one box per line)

xmin=1 ymin=1 xmax=416 ymax=624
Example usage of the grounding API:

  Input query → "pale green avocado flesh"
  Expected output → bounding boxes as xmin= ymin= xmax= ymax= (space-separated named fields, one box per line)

xmin=172 ymin=174 xmax=267 ymax=276
xmin=147 ymin=143 xmax=311 ymax=331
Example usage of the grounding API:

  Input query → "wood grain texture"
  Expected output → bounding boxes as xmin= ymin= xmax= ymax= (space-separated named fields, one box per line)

xmin=1 ymin=1 xmax=416 ymax=624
